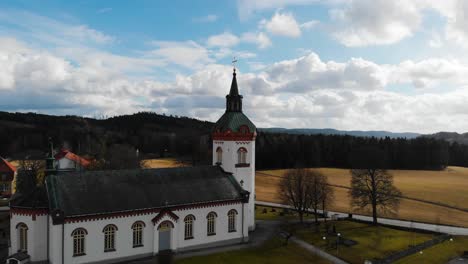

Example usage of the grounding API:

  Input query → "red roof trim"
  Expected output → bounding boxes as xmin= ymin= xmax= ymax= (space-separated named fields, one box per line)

xmin=55 ymin=149 xmax=90 ymax=167
xmin=152 ymin=209 xmax=179 ymax=225
xmin=0 ymin=158 xmax=16 ymax=173
xmin=62 ymin=199 xmax=243 ymax=224
xmin=212 ymin=132 xmax=255 ymax=141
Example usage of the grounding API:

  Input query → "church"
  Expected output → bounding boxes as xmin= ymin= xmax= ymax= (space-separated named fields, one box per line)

xmin=7 ymin=68 xmax=257 ymax=264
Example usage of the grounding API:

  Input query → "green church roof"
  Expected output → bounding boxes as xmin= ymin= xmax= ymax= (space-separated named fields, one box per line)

xmin=213 ymin=111 xmax=256 ymax=133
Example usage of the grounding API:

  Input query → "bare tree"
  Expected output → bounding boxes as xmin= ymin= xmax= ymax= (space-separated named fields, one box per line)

xmin=88 ymin=144 xmax=141 ymax=170
xmin=307 ymin=171 xmax=324 ymax=228
xmin=349 ymin=146 xmax=401 ymax=225
xmin=321 ymin=176 xmax=334 ymax=223
xmin=16 ymin=159 xmax=44 ymax=192
xmin=279 ymin=168 xmax=313 ymax=223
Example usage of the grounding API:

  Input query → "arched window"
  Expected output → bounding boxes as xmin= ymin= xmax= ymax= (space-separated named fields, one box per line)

xmin=184 ymin=215 xmax=195 ymax=240
xmin=71 ymin=228 xmax=87 ymax=256
xmin=16 ymin=223 xmax=28 ymax=252
xmin=103 ymin=224 xmax=117 ymax=252
xmin=206 ymin=212 xmax=217 ymax=236
xmin=131 ymin=222 xmax=145 ymax=247
xmin=216 ymin=147 xmax=223 ymax=164
xmin=228 ymin=209 xmax=238 ymax=232
xmin=237 ymin=148 xmax=247 ymax=164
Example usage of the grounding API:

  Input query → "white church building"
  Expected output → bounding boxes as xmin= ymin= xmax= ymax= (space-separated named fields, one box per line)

xmin=7 ymin=69 xmax=257 ymax=264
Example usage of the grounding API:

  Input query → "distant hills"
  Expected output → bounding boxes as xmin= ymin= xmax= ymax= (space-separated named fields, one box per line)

xmin=424 ymin=132 xmax=468 ymax=145
xmin=259 ymin=128 xmax=421 ymax=139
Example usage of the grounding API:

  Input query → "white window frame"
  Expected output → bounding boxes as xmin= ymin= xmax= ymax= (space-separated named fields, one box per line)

xmin=184 ymin=215 xmax=195 ymax=240
xmin=103 ymin=225 xmax=117 ymax=252
xmin=207 ymin=212 xmax=216 ymax=236
xmin=228 ymin=210 xmax=237 ymax=232
xmin=72 ymin=228 xmax=86 ymax=256
xmin=132 ymin=222 xmax=144 ymax=247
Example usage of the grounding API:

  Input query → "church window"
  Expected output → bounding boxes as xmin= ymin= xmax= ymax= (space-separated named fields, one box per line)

xmin=16 ymin=223 xmax=28 ymax=252
xmin=206 ymin=212 xmax=217 ymax=236
xmin=72 ymin=228 xmax=87 ymax=256
xmin=132 ymin=222 xmax=145 ymax=247
xmin=228 ymin=209 xmax=237 ymax=232
xmin=216 ymin=147 xmax=223 ymax=164
xmin=103 ymin=224 xmax=117 ymax=252
xmin=184 ymin=215 xmax=195 ymax=240
xmin=237 ymin=148 xmax=247 ymax=164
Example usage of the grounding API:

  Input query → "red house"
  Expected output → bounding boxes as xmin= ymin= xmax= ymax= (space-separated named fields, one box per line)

xmin=0 ymin=157 xmax=16 ymax=196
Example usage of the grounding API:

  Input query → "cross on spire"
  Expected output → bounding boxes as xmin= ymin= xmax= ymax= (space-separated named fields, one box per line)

xmin=232 ymin=57 xmax=238 ymax=73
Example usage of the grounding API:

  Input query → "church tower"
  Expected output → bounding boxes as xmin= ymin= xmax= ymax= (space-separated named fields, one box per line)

xmin=212 ymin=68 xmax=256 ymax=231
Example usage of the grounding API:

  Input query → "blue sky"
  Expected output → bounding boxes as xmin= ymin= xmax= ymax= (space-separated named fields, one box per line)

xmin=1 ymin=0 xmax=468 ymax=133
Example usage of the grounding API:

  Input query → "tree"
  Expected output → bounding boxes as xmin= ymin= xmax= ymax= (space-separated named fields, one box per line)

xmin=16 ymin=159 xmax=44 ymax=193
xmin=349 ymin=146 xmax=402 ymax=225
xmin=320 ymin=175 xmax=334 ymax=223
xmin=279 ymin=168 xmax=313 ymax=223
xmin=308 ymin=171 xmax=334 ymax=229
xmin=88 ymin=144 xmax=141 ymax=170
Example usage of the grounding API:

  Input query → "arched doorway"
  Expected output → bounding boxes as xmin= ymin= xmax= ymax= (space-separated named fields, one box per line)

xmin=158 ymin=221 xmax=174 ymax=252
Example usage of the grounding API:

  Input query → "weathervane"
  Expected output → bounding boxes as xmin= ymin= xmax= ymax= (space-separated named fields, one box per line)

xmin=232 ymin=56 xmax=238 ymax=73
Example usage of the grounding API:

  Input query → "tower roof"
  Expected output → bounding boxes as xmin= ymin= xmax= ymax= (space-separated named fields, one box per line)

xmin=229 ymin=70 xmax=239 ymax=96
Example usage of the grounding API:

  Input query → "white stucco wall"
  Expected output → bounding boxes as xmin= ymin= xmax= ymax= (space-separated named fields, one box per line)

xmin=213 ymin=140 xmax=256 ymax=230
xmin=48 ymin=203 xmax=246 ymax=264
xmin=9 ymin=213 xmax=48 ymax=262
xmin=57 ymin=158 xmax=76 ymax=170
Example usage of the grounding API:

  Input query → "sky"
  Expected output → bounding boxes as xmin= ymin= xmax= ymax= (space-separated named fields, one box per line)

xmin=1 ymin=0 xmax=468 ymax=133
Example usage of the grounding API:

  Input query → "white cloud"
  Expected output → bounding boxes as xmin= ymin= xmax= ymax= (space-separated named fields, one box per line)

xmin=193 ymin=14 xmax=218 ymax=23
xmin=300 ymin=20 xmax=319 ymax=30
xmin=241 ymin=32 xmax=272 ymax=49
xmin=206 ymin=32 xmax=240 ymax=47
xmin=260 ymin=11 xmax=302 ymax=38
xmin=237 ymin=0 xmax=322 ymax=20
xmin=330 ymin=0 xmax=422 ymax=47
xmin=148 ymin=41 xmax=214 ymax=69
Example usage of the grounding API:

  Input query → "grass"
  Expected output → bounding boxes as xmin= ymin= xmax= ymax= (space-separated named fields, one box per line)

xmin=296 ymin=220 xmax=435 ymax=264
xmin=256 ymin=167 xmax=468 ymax=227
xmin=395 ymin=236 xmax=468 ymax=264
xmin=255 ymin=206 xmax=317 ymax=221
xmin=175 ymin=237 xmax=331 ymax=264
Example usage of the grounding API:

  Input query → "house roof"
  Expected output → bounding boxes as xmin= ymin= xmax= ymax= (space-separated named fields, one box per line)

xmin=0 ymin=157 xmax=16 ymax=173
xmin=46 ymin=166 xmax=248 ymax=218
xmin=54 ymin=149 xmax=90 ymax=167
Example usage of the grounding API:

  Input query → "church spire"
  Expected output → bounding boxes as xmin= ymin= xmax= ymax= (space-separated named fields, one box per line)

xmin=226 ymin=67 xmax=243 ymax=112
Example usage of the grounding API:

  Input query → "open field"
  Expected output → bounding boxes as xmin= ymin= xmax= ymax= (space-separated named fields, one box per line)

xmin=175 ymin=237 xmax=331 ymax=264
xmin=296 ymin=220 xmax=436 ymax=264
xmin=256 ymin=167 xmax=468 ymax=227
xmin=140 ymin=158 xmax=189 ymax=169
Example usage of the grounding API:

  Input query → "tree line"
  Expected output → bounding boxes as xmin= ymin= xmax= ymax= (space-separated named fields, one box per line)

xmin=3 ymin=111 xmax=468 ymax=170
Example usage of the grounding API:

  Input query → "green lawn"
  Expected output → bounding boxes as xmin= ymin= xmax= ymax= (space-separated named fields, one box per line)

xmin=395 ymin=236 xmax=468 ymax=264
xmin=255 ymin=206 xmax=317 ymax=221
xmin=176 ymin=237 xmax=331 ymax=264
xmin=296 ymin=220 xmax=435 ymax=264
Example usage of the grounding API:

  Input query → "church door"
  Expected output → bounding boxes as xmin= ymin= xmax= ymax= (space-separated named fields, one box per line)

xmin=158 ymin=221 xmax=172 ymax=251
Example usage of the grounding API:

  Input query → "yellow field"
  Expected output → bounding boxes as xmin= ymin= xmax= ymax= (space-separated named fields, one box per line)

xmin=140 ymin=158 xmax=189 ymax=169
xmin=256 ymin=167 xmax=468 ymax=227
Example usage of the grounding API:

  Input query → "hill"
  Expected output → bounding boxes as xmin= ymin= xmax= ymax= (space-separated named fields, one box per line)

xmin=260 ymin=128 xmax=420 ymax=139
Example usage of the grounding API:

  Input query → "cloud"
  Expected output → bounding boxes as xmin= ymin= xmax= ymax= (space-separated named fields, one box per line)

xmin=237 ymin=0 xmax=320 ymax=20
xmin=147 ymin=41 xmax=214 ymax=69
xmin=207 ymin=32 xmax=240 ymax=47
xmin=97 ymin=7 xmax=113 ymax=14
xmin=260 ymin=11 xmax=302 ymax=38
xmin=0 ymin=9 xmax=115 ymax=45
xmin=193 ymin=14 xmax=218 ymax=23
xmin=329 ymin=0 xmax=422 ymax=47
xmin=241 ymin=32 xmax=272 ymax=49
xmin=300 ymin=20 xmax=319 ymax=30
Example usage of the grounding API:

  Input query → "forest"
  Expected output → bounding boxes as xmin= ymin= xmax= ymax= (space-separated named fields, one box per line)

xmin=1 ymin=111 xmax=468 ymax=170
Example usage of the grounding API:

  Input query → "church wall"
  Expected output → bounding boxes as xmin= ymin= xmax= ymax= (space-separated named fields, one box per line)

xmin=174 ymin=203 xmax=246 ymax=251
xmin=9 ymin=213 xmax=48 ymax=262
xmin=62 ymin=213 xmax=155 ymax=264
xmin=57 ymin=203 xmax=246 ymax=263
xmin=213 ymin=140 xmax=256 ymax=231
xmin=48 ymin=219 xmax=63 ymax=264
